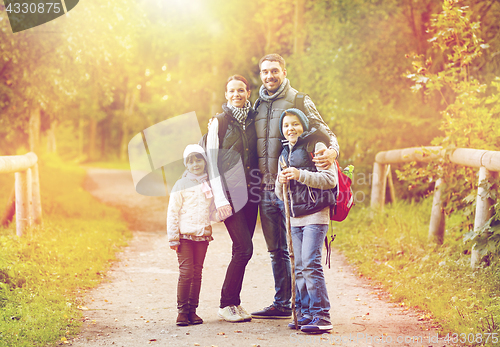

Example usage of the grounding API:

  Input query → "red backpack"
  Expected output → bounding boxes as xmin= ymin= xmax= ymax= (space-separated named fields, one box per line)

xmin=330 ymin=160 xmax=354 ymax=221
xmin=325 ymin=160 xmax=354 ymax=268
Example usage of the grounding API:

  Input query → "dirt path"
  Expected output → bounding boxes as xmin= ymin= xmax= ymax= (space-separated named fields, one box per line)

xmin=70 ymin=168 xmax=444 ymax=347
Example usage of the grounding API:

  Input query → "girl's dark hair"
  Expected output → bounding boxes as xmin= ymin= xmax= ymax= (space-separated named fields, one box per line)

xmin=185 ymin=152 xmax=206 ymax=164
xmin=225 ymin=75 xmax=250 ymax=92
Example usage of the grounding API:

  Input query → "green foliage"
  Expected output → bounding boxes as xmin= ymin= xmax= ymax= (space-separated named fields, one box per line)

xmin=334 ymin=203 xmax=500 ymax=343
xmin=0 ymin=158 xmax=130 ymax=346
xmin=401 ymin=0 xmax=500 ymax=261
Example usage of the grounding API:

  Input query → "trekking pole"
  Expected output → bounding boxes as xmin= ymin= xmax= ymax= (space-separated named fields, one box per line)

xmin=279 ymin=157 xmax=298 ymax=329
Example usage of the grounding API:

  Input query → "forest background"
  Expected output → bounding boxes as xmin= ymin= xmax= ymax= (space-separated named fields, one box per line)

xmin=1 ymin=0 xmax=498 ymax=165
xmin=1 ymin=1 xmax=500 ymax=345
xmin=1 ymin=0 xmax=500 ymax=249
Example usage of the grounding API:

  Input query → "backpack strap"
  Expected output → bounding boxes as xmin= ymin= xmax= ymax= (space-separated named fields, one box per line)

xmin=294 ymin=92 xmax=307 ymax=112
xmin=213 ymin=113 xmax=229 ymax=148
xmin=324 ymin=223 xmax=336 ymax=269
xmin=254 ymin=97 xmax=263 ymax=112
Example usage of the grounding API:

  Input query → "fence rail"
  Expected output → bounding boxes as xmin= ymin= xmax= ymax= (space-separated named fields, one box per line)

xmin=370 ymin=147 xmax=500 ymax=268
xmin=0 ymin=152 xmax=42 ymax=236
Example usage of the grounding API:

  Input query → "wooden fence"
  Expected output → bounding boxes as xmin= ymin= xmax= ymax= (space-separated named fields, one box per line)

xmin=0 ymin=152 xmax=42 ymax=236
xmin=370 ymin=147 xmax=500 ymax=268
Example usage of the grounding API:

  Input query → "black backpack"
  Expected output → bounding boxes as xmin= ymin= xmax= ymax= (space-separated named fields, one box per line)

xmin=199 ymin=113 xmax=230 ymax=151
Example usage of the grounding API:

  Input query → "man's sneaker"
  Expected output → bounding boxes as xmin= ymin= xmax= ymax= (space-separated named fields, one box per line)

xmin=251 ymin=305 xmax=292 ymax=319
xmin=288 ymin=316 xmax=312 ymax=329
xmin=235 ymin=305 xmax=252 ymax=321
xmin=300 ymin=317 xmax=333 ymax=333
xmin=218 ymin=305 xmax=244 ymax=322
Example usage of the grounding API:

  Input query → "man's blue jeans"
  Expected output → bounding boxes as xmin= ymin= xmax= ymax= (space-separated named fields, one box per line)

xmin=291 ymin=223 xmax=331 ymax=320
xmin=259 ymin=189 xmax=291 ymax=309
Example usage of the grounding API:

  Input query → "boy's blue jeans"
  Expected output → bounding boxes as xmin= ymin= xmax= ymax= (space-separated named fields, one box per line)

xmin=291 ymin=224 xmax=331 ymax=321
xmin=259 ymin=189 xmax=292 ymax=309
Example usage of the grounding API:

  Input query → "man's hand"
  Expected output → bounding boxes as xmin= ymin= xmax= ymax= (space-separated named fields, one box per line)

xmin=217 ymin=204 xmax=232 ymax=220
xmin=170 ymin=245 xmax=179 ymax=252
xmin=279 ymin=167 xmax=300 ymax=182
xmin=312 ymin=147 xmax=337 ymax=170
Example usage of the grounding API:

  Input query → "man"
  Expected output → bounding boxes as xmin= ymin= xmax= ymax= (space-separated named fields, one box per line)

xmin=250 ymin=54 xmax=339 ymax=320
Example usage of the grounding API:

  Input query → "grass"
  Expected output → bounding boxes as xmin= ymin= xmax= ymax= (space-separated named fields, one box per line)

xmin=0 ymin=154 xmax=131 ymax=347
xmin=332 ymin=200 xmax=500 ymax=346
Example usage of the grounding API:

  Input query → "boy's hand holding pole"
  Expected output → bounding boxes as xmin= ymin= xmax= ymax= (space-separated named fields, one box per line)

xmin=279 ymin=167 xmax=300 ymax=182
xmin=279 ymin=157 xmax=298 ymax=330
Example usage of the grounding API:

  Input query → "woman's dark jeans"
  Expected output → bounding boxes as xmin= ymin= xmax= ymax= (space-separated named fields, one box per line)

xmin=220 ymin=199 xmax=258 ymax=308
xmin=176 ymin=239 xmax=209 ymax=313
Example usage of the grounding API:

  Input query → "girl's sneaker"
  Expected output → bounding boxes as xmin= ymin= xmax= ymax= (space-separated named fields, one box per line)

xmin=300 ymin=317 xmax=333 ymax=333
xmin=218 ymin=305 xmax=244 ymax=322
xmin=235 ymin=305 xmax=252 ymax=321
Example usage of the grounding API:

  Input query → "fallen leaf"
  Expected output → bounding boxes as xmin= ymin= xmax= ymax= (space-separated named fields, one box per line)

xmin=217 ymin=332 xmax=225 ymax=335
xmin=234 ymin=330 xmax=243 ymax=333
xmin=194 ymin=344 xmax=200 ymax=346
xmin=149 ymin=339 xmax=157 ymax=342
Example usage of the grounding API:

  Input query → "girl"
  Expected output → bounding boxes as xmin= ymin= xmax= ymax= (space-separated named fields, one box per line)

xmin=206 ymin=75 xmax=259 ymax=322
xmin=275 ymin=108 xmax=337 ymax=333
xmin=167 ymin=144 xmax=218 ymax=326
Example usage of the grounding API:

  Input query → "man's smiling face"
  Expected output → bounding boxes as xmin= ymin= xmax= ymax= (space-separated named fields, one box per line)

xmin=260 ymin=60 xmax=287 ymax=95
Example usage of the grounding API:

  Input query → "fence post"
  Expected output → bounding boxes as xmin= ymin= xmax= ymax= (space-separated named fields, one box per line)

xmin=31 ymin=163 xmax=42 ymax=225
xmin=15 ymin=169 xmax=32 ymax=237
xmin=386 ymin=165 xmax=396 ymax=204
xmin=471 ymin=167 xmax=494 ymax=269
xmin=370 ymin=162 xmax=387 ymax=210
xmin=428 ymin=178 xmax=445 ymax=244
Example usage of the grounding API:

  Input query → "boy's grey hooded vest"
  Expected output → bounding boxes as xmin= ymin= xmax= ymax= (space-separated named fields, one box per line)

xmin=255 ymin=82 xmax=299 ymax=187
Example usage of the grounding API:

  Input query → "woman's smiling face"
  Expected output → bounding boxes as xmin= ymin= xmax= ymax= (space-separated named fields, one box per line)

xmin=225 ymin=80 xmax=250 ymax=108
xmin=282 ymin=114 xmax=304 ymax=145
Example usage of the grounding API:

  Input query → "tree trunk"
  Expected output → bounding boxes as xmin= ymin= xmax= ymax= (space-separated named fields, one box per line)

xmin=46 ymin=119 xmax=58 ymax=153
xmin=78 ymin=116 xmax=85 ymax=160
xmin=88 ymin=117 xmax=97 ymax=161
xmin=120 ymin=89 xmax=138 ymax=161
xmin=210 ymin=65 xmax=219 ymax=117
xmin=29 ymin=107 xmax=41 ymax=154
xmin=293 ymin=0 xmax=305 ymax=55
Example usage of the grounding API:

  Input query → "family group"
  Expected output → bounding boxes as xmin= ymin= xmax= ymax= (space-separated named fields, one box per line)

xmin=166 ymin=53 xmax=340 ymax=334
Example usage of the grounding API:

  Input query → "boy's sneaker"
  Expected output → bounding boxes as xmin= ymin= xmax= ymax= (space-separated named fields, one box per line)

xmin=251 ymin=305 xmax=292 ymax=319
xmin=218 ymin=305 xmax=244 ymax=322
xmin=288 ymin=316 xmax=312 ymax=329
xmin=300 ymin=317 xmax=333 ymax=333
xmin=235 ymin=305 xmax=252 ymax=321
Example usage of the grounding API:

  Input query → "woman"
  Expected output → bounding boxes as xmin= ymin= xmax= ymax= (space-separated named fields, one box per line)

xmin=206 ymin=75 xmax=259 ymax=322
